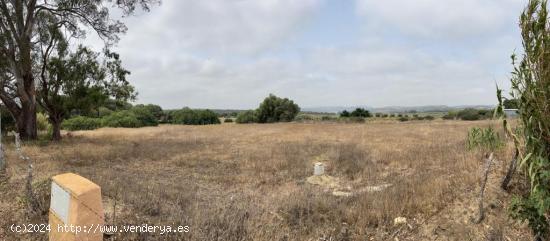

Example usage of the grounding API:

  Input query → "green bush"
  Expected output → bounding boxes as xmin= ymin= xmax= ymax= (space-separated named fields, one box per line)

xmin=236 ymin=110 xmax=258 ymax=124
xmin=62 ymin=116 xmax=102 ymax=131
xmin=224 ymin=118 xmax=234 ymax=123
xmin=37 ymin=113 xmax=51 ymax=131
xmin=450 ymin=108 xmax=493 ymax=121
xmin=398 ymin=116 xmax=409 ymax=122
xmin=130 ymin=106 xmax=159 ymax=126
xmin=339 ymin=117 xmax=365 ymax=123
xmin=424 ymin=115 xmax=435 ymax=121
xmin=294 ymin=114 xmax=314 ymax=122
xmin=350 ymin=108 xmax=371 ymax=118
xmin=169 ymin=108 xmax=220 ymax=125
xmin=466 ymin=127 xmax=503 ymax=151
xmin=134 ymin=104 xmax=163 ymax=120
xmin=101 ymin=110 xmax=143 ymax=128
xmin=257 ymin=94 xmax=300 ymax=123
xmin=321 ymin=115 xmax=337 ymax=121
xmin=96 ymin=107 xmax=113 ymax=117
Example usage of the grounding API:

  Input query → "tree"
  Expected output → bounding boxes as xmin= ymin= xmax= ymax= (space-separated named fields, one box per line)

xmin=38 ymin=43 xmax=135 ymax=140
xmin=0 ymin=0 xmax=157 ymax=139
xmin=340 ymin=110 xmax=350 ymax=117
xmin=236 ymin=110 xmax=258 ymax=124
xmin=256 ymin=94 xmax=300 ymax=123
xmin=350 ymin=108 xmax=371 ymax=118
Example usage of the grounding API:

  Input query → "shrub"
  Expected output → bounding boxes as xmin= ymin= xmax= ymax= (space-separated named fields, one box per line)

xmin=466 ymin=127 xmax=503 ymax=151
xmin=130 ymin=106 xmax=159 ymax=126
xmin=294 ymin=114 xmax=314 ymax=122
xmin=350 ymin=108 xmax=371 ymax=118
xmin=134 ymin=104 xmax=163 ymax=120
xmin=321 ymin=115 xmax=337 ymax=121
xmin=257 ymin=94 xmax=300 ymax=123
xmin=37 ymin=113 xmax=51 ymax=131
xmin=224 ymin=118 xmax=234 ymax=123
xmin=340 ymin=110 xmax=350 ymax=117
xmin=442 ymin=111 xmax=457 ymax=120
xmin=236 ymin=110 xmax=258 ymax=124
xmin=170 ymin=108 xmax=220 ymax=125
xmin=455 ymin=108 xmax=493 ymax=121
xmin=340 ymin=116 xmax=365 ymax=123
xmin=398 ymin=116 xmax=409 ymax=122
xmin=101 ymin=110 xmax=143 ymax=128
xmin=62 ymin=116 xmax=102 ymax=131
xmin=424 ymin=115 xmax=435 ymax=121
xmin=96 ymin=107 xmax=113 ymax=117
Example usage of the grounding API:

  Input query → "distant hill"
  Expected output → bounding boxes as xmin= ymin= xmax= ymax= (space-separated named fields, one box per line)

xmin=301 ymin=105 xmax=494 ymax=114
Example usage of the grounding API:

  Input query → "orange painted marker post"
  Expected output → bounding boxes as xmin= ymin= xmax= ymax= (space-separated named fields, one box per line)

xmin=49 ymin=173 xmax=104 ymax=241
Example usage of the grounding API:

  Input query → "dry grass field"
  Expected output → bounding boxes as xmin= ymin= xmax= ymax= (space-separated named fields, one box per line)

xmin=0 ymin=120 xmax=531 ymax=240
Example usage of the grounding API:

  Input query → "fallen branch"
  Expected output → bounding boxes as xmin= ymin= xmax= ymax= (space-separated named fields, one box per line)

xmin=474 ymin=152 xmax=494 ymax=224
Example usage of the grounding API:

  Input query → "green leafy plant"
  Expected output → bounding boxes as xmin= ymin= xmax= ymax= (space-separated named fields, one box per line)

xmin=466 ymin=127 xmax=504 ymax=151
xmin=496 ymin=0 xmax=550 ymax=238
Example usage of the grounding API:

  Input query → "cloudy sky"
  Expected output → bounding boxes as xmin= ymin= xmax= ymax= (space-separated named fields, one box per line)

xmin=88 ymin=0 xmax=525 ymax=109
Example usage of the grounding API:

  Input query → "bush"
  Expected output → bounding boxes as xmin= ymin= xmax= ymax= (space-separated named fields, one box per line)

xmin=257 ymin=94 xmax=300 ymax=123
xmin=424 ymin=115 xmax=435 ymax=120
xmin=37 ymin=113 xmax=51 ymax=131
xmin=224 ymin=118 xmax=234 ymax=123
xmin=321 ymin=115 xmax=337 ymax=121
xmin=62 ymin=116 xmax=102 ymax=131
xmin=339 ymin=116 xmax=365 ymax=123
xmin=169 ymin=108 xmax=220 ymax=125
xmin=96 ymin=107 xmax=113 ymax=117
xmin=442 ymin=111 xmax=457 ymax=120
xmin=236 ymin=110 xmax=258 ymax=124
xmin=101 ymin=110 xmax=143 ymax=128
xmin=450 ymin=108 xmax=493 ymax=121
xmin=294 ymin=114 xmax=314 ymax=122
xmin=350 ymin=108 xmax=371 ymax=118
xmin=466 ymin=127 xmax=503 ymax=151
xmin=398 ymin=116 xmax=409 ymax=122
xmin=134 ymin=104 xmax=163 ymax=120
xmin=340 ymin=110 xmax=350 ymax=117
xmin=130 ymin=105 xmax=159 ymax=126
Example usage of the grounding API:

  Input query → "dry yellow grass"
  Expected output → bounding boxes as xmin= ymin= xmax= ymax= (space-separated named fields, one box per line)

xmin=0 ymin=120 xmax=531 ymax=240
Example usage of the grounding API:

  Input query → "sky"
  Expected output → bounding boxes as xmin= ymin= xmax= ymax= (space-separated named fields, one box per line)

xmin=86 ymin=0 xmax=526 ymax=109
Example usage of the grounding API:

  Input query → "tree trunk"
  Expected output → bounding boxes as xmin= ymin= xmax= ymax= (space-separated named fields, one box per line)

xmin=16 ymin=100 xmax=37 ymax=140
xmin=51 ymin=119 xmax=61 ymax=141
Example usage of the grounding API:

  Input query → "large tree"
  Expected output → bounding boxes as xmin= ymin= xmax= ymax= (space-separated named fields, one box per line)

xmin=0 ymin=0 xmax=157 ymax=139
xmin=38 ymin=37 xmax=135 ymax=140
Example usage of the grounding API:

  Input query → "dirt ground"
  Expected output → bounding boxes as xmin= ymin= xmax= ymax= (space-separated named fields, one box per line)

xmin=0 ymin=120 xmax=532 ymax=240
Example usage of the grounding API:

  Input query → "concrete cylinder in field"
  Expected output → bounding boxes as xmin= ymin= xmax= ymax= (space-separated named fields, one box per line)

xmin=314 ymin=162 xmax=325 ymax=176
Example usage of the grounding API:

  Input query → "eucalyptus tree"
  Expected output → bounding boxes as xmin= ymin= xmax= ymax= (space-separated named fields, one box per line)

xmin=0 ymin=0 xmax=157 ymax=139
xmin=38 ymin=43 xmax=135 ymax=141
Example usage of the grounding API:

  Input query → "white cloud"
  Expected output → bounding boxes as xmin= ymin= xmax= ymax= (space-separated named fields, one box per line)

xmin=117 ymin=0 xmax=321 ymax=56
xmin=79 ymin=0 xmax=526 ymax=109
xmin=355 ymin=0 xmax=524 ymax=40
